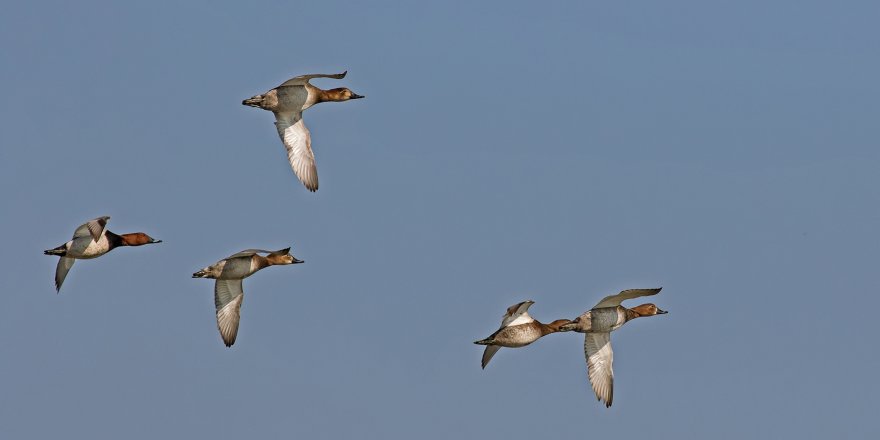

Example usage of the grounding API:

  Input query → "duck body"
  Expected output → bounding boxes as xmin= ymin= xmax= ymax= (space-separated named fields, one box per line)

xmin=43 ymin=216 xmax=161 ymax=292
xmin=559 ymin=288 xmax=668 ymax=407
xmin=245 ymin=84 xmax=318 ymax=114
xmin=242 ymin=71 xmax=364 ymax=192
xmin=484 ymin=322 xmax=548 ymax=348
xmin=192 ymin=253 xmax=271 ymax=280
xmin=571 ymin=306 xmax=631 ymax=333
xmin=474 ymin=300 xmax=571 ymax=369
xmin=193 ymin=248 xmax=304 ymax=347
xmin=52 ymin=233 xmax=115 ymax=259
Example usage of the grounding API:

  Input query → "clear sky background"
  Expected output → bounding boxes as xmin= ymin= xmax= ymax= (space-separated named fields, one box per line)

xmin=2 ymin=1 xmax=879 ymax=438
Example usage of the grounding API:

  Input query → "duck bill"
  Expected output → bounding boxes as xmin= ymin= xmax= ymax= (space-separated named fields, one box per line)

xmin=292 ymin=257 xmax=305 ymax=264
xmin=350 ymin=93 xmax=365 ymax=99
xmin=149 ymin=239 xmax=162 ymax=244
xmin=656 ymin=308 xmax=668 ymax=314
xmin=558 ymin=322 xmax=578 ymax=332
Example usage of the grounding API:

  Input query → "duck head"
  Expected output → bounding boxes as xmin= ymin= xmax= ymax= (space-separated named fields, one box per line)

xmin=266 ymin=248 xmax=305 ymax=265
xmin=120 ymin=232 xmax=162 ymax=246
xmin=630 ymin=303 xmax=668 ymax=317
xmin=321 ymin=87 xmax=364 ymax=102
xmin=545 ymin=319 xmax=573 ymax=332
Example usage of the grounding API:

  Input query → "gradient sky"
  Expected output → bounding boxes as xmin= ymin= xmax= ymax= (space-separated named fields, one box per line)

xmin=2 ymin=1 xmax=879 ymax=438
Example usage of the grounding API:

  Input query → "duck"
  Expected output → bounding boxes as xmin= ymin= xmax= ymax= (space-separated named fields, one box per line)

xmin=558 ymin=288 xmax=667 ymax=407
xmin=193 ymin=247 xmax=304 ymax=347
xmin=474 ymin=300 xmax=571 ymax=369
xmin=242 ymin=71 xmax=364 ymax=192
xmin=43 ymin=216 xmax=161 ymax=292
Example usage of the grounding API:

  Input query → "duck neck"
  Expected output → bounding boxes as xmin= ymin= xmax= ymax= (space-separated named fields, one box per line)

xmin=253 ymin=255 xmax=272 ymax=270
xmin=624 ymin=307 xmax=642 ymax=322
xmin=538 ymin=321 xmax=565 ymax=336
xmin=107 ymin=231 xmax=126 ymax=248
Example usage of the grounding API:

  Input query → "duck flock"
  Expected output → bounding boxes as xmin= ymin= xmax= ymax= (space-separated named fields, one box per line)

xmin=42 ymin=71 xmax=666 ymax=408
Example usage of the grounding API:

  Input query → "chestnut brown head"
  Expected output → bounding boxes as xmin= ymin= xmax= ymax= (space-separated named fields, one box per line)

xmin=120 ymin=232 xmax=162 ymax=246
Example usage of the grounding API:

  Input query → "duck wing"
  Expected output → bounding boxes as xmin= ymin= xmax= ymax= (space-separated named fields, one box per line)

xmin=584 ymin=332 xmax=614 ymax=407
xmin=476 ymin=301 xmax=534 ymax=367
xmin=54 ymin=257 xmax=75 ymax=292
xmin=481 ymin=346 xmax=501 ymax=369
xmin=500 ymin=300 xmax=535 ymax=327
xmin=268 ymin=247 xmax=291 ymax=256
xmin=226 ymin=249 xmax=274 ymax=259
xmin=274 ymin=111 xmax=318 ymax=192
xmin=72 ymin=216 xmax=110 ymax=242
xmin=278 ymin=71 xmax=347 ymax=87
xmin=225 ymin=248 xmax=291 ymax=259
xmin=215 ymin=279 xmax=245 ymax=347
xmin=593 ymin=288 xmax=662 ymax=309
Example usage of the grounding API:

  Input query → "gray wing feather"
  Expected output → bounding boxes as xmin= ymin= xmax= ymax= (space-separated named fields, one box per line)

xmin=54 ymin=257 xmax=75 ymax=292
xmin=72 ymin=216 xmax=110 ymax=241
xmin=226 ymin=248 xmax=289 ymax=259
xmin=226 ymin=249 xmax=271 ymax=259
xmin=593 ymin=288 xmax=662 ymax=309
xmin=584 ymin=332 xmax=614 ymax=407
xmin=481 ymin=346 xmax=501 ymax=369
xmin=269 ymin=247 xmax=291 ymax=256
xmin=275 ymin=112 xmax=318 ymax=192
xmin=215 ymin=279 xmax=244 ymax=347
xmin=278 ymin=71 xmax=347 ymax=87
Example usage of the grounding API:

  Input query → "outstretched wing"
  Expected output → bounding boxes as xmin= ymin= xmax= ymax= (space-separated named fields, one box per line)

xmin=584 ymin=332 xmax=614 ymax=407
xmin=54 ymin=257 xmax=75 ymax=292
xmin=500 ymin=300 xmax=535 ymax=327
xmin=215 ymin=279 xmax=245 ymax=347
xmin=275 ymin=112 xmax=318 ymax=191
xmin=226 ymin=249 xmax=272 ymax=259
xmin=278 ymin=71 xmax=347 ymax=87
xmin=268 ymin=247 xmax=291 ymax=256
xmin=72 ymin=216 xmax=110 ymax=242
xmin=593 ymin=288 xmax=662 ymax=309
xmin=226 ymin=247 xmax=291 ymax=259
xmin=481 ymin=346 xmax=501 ymax=369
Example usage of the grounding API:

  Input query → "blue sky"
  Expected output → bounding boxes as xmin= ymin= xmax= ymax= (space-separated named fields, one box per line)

xmin=2 ymin=1 xmax=879 ymax=438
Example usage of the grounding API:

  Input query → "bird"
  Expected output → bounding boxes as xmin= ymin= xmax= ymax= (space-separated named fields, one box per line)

xmin=474 ymin=300 xmax=571 ymax=369
xmin=242 ymin=71 xmax=364 ymax=192
xmin=558 ymin=288 xmax=668 ymax=407
xmin=192 ymin=247 xmax=304 ymax=347
xmin=43 ymin=216 xmax=161 ymax=292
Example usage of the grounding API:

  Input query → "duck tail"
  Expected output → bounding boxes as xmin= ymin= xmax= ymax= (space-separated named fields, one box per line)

xmin=242 ymin=94 xmax=264 ymax=108
xmin=44 ymin=245 xmax=66 ymax=256
xmin=473 ymin=338 xmax=494 ymax=346
xmin=192 ymin=269 xmax=209 ymax=278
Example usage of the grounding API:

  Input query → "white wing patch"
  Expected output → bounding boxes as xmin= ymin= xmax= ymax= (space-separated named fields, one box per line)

xmin=275 ymin=112 xmax=318 ymax=191
xmin=506 ymin=312 xmax=535 ymax=327
xmin=584 ymin=332 xmax=614 ymax=407
xmin=501 ymin=301 xmax=534 ymax=327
